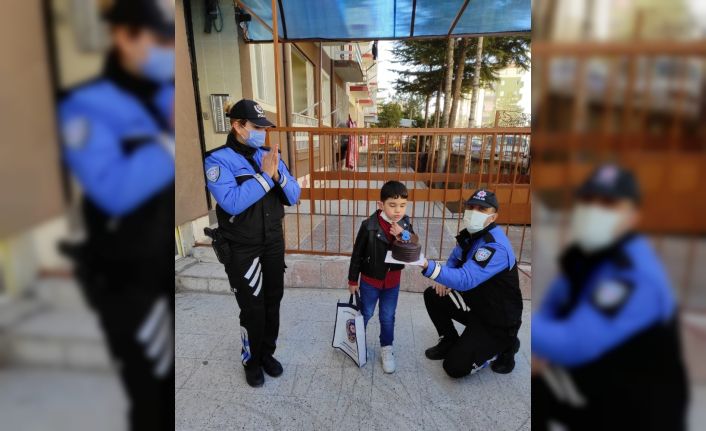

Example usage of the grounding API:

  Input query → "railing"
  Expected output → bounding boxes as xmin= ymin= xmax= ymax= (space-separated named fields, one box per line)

xmin=334 ymin=43 xmax=363 ymax=66
xmin=533 ymin=39 xmax=706 ymax=305
xmin=267 ymin=127 xmax=532 ymax=264
xmin=291 ymin=113 xmax=320 ymax=151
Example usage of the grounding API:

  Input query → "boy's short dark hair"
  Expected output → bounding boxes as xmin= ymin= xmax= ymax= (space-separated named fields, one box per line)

xmin=380 ymin=181 xmax=408 ymax=202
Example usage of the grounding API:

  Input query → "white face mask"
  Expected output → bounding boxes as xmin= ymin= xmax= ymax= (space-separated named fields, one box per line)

xmin=569 ymin=204 xmax=623 ymax=253
xmin=463 ymin=210 xmax=492 ymax=233
xmin=380 ymin=210 xmax=395 ymax=223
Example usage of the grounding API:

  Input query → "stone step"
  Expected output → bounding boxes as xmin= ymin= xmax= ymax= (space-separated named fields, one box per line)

xmin=0 ymin=297 xmax=45 ymax=366
xmin=5 ymin=307 xmax=112 ymax=371
xmin=191 ymin=245 xmax=218 ymax=264
xmin=175 ymin=256 xmax=198 ymax=272
xmin=33 ymin=277 xmax=89 ymax=311
xmin=177 ymin=250 xmax=532 ymax=300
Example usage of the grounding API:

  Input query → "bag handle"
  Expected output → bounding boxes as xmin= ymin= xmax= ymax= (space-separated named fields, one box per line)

xmin=348 ymin=292 xmax=362 ymax=308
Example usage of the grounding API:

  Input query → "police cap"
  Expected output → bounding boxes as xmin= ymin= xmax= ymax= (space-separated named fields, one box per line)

xmin=576 ymin=164 xmax=641 ymax=204
xmin=104 ymin=0 xmax=175 ymax=39
xmin=226 ymin=99 xmax=275 ymax=127
xmin=465 ymin=188 xmax=499 ymax=211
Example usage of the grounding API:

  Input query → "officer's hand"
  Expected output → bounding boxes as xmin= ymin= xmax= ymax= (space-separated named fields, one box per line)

xmin=348 ymin=283 xmax=359 ymax=295
xmin=261 ymin=143 xmax=279 ymax=179
xmin=271 ymin=143 xmax=280 ymax=182
xmin=434 ymin=285 xmax=450 ymax=296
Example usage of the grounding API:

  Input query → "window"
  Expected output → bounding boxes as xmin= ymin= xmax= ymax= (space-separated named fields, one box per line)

xmin=250 ymin=44 xmax=276 ymax=111
xmin=322 ymin=70 xmax=331 ymax=126
xmin=291 ymin=49 xmax=315 ymax=118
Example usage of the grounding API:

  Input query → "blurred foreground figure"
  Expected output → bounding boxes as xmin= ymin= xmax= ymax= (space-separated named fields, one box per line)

xmin=58 ymin=0 xmax=175 ymax=429
xmin=532 ymin=164 xmax=688 ymax=430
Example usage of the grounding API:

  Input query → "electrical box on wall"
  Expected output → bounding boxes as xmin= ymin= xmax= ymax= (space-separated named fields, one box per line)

xmin=209 ymin=94 xmax=230 ymax=133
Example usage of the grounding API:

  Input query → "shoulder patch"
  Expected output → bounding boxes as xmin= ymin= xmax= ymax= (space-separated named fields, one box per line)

xmin=472 ymin=246 xmax=496 ymax=268
xmin=206 ymin=166 xmax=220 ymax=182
xmin=591 ymin=279 xmax=633 ymax=316
xmin=62 ymin=117 xmax=89 ymax=149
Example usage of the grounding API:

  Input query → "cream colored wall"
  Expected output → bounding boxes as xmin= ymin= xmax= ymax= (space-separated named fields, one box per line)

xmin=51 ymin=0 xmax=106 ymax=88
xmin=190 ymin=0 xmax=244 ymax=151
xmin=176 ymin=214 xmax=211 ymax=258
xmin=0 ymin=215 xmax=73 ymax=296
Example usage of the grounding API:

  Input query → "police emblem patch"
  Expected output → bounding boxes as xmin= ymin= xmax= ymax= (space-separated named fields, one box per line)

xmin=206 ymin=166 xmax=220 ymax=182
xmin=596 ymin=165 xmax=618 ymax=185
xmin=475 ymin=248 xmax=492 ymax=261
xmin=471 ymin=246 xmax=496 ymax=268
xmin=62 ymin=117 xmax=89 ymax=149
xmin=592 ymin=279 xmax=633 ymax=315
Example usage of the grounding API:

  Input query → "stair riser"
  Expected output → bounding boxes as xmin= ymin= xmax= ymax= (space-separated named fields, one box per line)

xmin=6 ymin=336 xmax=112 ymax=371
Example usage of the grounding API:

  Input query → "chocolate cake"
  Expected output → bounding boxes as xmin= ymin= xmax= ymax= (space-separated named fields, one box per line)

xmin=391 ymin=240 xmax=421 ymax=262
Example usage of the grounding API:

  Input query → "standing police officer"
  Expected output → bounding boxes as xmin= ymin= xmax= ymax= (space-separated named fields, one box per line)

xmin=532 ymin=164 xmax=687 ymax=430
xmin=58 ymin=1 xmax=175 ymax=429
xmin=421 ymin=189 xmax=523 ymax=378
xmin=204 ymin=99 xmax=300 ymax=387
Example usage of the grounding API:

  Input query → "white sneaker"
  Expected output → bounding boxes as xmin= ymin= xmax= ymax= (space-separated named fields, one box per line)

xmin=381 ymin=345 xmax=396 ymax=373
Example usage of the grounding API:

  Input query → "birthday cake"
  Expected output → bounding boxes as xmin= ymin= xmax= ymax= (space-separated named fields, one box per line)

xmin=391 ymin=230 xmax=421 ymax=262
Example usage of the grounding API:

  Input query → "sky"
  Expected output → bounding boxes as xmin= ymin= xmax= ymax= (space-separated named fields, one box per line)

xmin=374 ymin=40 xmax=532 ymax=115
xmin=375 ymin=41 xmax=397 ymax=102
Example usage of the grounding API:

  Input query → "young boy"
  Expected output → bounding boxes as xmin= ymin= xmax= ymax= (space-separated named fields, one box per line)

xmin=348 ymin=181 xmax=418 ymax=373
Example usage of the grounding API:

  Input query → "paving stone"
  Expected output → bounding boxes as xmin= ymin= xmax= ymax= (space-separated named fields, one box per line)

xmin=0 ymin=369 xmax=126 ymax=431
xmin=175 ymin=289 xmax=531 ymax=430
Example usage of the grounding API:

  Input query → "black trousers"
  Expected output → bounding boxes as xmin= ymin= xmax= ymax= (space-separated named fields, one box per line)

xmin=423 ymin=286 xmax=517 ymax=378
xmin=77 ymin=262 xmax=174 ymax=431
xmin=224 ymin=238 xmax=285 ymax=369
xmin=532 ymin=371 xmax=687 ymax=431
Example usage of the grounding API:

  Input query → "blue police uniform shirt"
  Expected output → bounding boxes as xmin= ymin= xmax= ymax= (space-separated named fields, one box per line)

xmin=204 ymin=144 xmax=300 ymax=215
xmin=60 ymin=74 xmax=174 ymax=217
xmin=532 ymin=235 xmax=677 ymax=367
xmin=422 ymin=224 xmax=516 ymax=291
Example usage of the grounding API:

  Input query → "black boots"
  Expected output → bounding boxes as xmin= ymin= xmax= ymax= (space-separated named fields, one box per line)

xmin=244 ymin=356 xmax=283 ymax=387
xmin=244 ymin=366 xmax=264 ymax=387
xmin=491 ymin=338 xmax=520 ymax=374
xmin=424 ymin=335 xmax=458 ymax=360
xmin=262 ymin=355 xmax=283 ymax=377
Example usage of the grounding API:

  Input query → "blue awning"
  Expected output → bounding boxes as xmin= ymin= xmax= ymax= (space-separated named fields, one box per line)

xmin=237 ymin=0 xmax=530 ymax=42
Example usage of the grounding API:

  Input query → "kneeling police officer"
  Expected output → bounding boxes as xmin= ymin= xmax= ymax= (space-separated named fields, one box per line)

xmin=204 ymin=99 xmax=300 ymax=387
xmin=531 ymin=164 xmax=687 ymax=430
xmin=421 ymin=189 xmax=523 ymax=378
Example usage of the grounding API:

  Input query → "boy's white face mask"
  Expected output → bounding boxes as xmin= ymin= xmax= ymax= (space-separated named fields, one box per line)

xmin=463 ymin=210 xmax=492 ymax=233
xmin=380 ymin=211 xmax=395 ymax=223
xmin=569 ymin=204 xmax=623 ymax=253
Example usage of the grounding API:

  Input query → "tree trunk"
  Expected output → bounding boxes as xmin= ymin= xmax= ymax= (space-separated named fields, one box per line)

xmin=440 ymin=38 xmax=456 ymax=128
xmin=467 ymin=36 xmax=484 ymax=127
xmin=423 ymin=92 xmax=431 ymax=128
xmin=433 ymin=82 xmax=442 ymax=127
xmin=436 ymin=37 xmax=456 ymax=174
xmin=428 ymin=73 xmax=444 ymax=171
xmin=448 ymin=38 xmax=469 ymax=128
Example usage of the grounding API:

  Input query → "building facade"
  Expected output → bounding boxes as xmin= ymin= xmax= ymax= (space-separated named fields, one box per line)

xmin=175 ymin=0 xmax=378 ymax=256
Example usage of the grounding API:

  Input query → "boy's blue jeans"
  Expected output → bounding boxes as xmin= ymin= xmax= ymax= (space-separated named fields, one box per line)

xmin=359 ymin=279 xmax=400 ymax=347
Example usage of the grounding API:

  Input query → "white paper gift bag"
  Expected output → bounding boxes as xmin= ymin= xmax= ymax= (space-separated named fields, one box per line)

xmin=332 ymin=293 xmax=367 ymax=367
